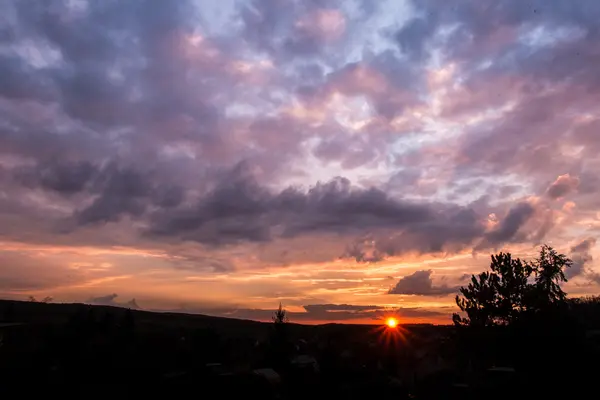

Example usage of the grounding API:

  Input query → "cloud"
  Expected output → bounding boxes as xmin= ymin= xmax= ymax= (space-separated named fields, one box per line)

xmin=589 ymin=273 xmax=600 ymax=285
xmin=75 ymin=165 xmax=156 ymax=225
xmin=145 ymin=169 xmax=545 ymax=262
xmin=147 ymin=172 xmax=479 ymax=249
xmin=87 ymin=293 xmax=118 ymax=306
xmin=388 ymin=270 xmax=458 ymax=296
xmin=476 ymin=202 xmax=535 ymax=250
xmin=343 ymin=237 xmax=385 ymax=263
xmin=1 ymin=0 xmax=593 ymax=255
xmin=14 ymin=160 xmax=97 ymax=194
xmin=1 ymin=0 xmax=600 ymax=318
xmin=303 ymin=304 xmax=384 ymax=313
xmin=0 ymin=250 xmax=84 ymax=292
xmin=569 ymin=237 xmax=597 ymax=279
xmin=240 ymin=1 xmax=350 ymax=60
xmin=10 ymin=160 xmax=185 ymax=225
xmin=87 ymin=293 xmax=140 ymax=309
xmin=125 ymin=298 xmax=141 ymax=310
xmin=546 ymin=174 xmax=580 ymax=199
xmin=571 ymin=237 xmax=596 ymax=254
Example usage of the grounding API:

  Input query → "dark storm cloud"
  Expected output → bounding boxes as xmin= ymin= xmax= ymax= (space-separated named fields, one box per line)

xmin=14 ymin=160 xmax=97 ymax=194
xmin=148 ymin=174 xmax=432 ymax=244
xmin=343 ymin=207 xmax=487 ymax=262
xmin=476 ymin=202 xmax=535 ymax=250
xmin=147 ymin=170 xmax=497 ymax=254
xmin=0 ymin=53 xmax=56 ymax=101
xmin=75 ymin=163 xmax=185 ymax=225
xmin=5 ymin=158 xmax=526 ymax=263
xmin=9 ymin=158 xmax=185 ymax=224
xmin=388 ymin=270 xmax=457 ymax=296
xmin=8 ymin=159 xmax=185 ymax=228
xmin=76 ymin=180 xmax=149 ymax=224
xmin=569 ymin=237 xmax=597 ymax=279
xmin=9 ymin=159 xmax=495 ymax=264
xmin=151 ymin=185 xmax=185 ymax=209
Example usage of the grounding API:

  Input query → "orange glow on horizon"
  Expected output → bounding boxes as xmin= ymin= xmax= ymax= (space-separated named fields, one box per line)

xmin=373 ymin=316 xmax=407 ymax=348
xmin=385 ymin=317 xmax=398 ymax=328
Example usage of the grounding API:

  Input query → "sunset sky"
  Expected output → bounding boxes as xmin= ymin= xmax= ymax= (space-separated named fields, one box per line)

xmin=1 ymin=0 xmax=599 ymax=324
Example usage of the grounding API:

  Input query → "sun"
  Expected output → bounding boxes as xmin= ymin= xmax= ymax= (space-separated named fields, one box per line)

xmin=374 ymin=316 xmax=406 ymax=347
xmin=385 ymin=317 xmax=398 ymax=328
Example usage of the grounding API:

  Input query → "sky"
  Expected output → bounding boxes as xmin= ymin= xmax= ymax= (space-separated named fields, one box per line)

xmin=1 ymin=0 xmax=599 ymax=325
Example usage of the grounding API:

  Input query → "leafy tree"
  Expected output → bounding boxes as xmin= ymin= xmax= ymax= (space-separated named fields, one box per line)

xmin=453 ymin=245 xmax=572 ymax=327
xmin=531 ymin=245 xmax=571 ymax=306
xmin=453 ymin=271 xmax=500 ymax=327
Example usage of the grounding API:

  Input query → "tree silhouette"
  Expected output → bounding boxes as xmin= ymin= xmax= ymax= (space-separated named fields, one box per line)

xmin=569 ymin=296 xmax=600 ymax=329
xmin=531 ymin=245 xmax=571 ymax=307
xmin=453 ymin=270 xmax=501 ymax=327
xmin=272 ymin=302 xmax=288 ymax=324
xmin=269 ymin=303 xmax=290 ymax=370
xmin=453 ymin=245 xmax=572 ymax=327
xmin=26 ymin=295 xmax=52 ymax=303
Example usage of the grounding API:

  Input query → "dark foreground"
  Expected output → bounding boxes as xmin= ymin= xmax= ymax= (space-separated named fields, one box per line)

xmin=0 ymin=300 xmax=598 ymax=399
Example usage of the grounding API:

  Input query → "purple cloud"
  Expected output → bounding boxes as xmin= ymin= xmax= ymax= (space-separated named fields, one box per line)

xmin=388 ymin=270 xmax=458 ymax=296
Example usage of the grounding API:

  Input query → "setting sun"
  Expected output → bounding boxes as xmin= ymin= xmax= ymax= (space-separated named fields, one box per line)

xmin=386 ymin=317 xmax=398 ymax=328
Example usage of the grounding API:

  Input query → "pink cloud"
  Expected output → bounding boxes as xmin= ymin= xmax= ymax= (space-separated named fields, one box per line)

xmin=295 ymin=9 xmax=347 ymax=42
